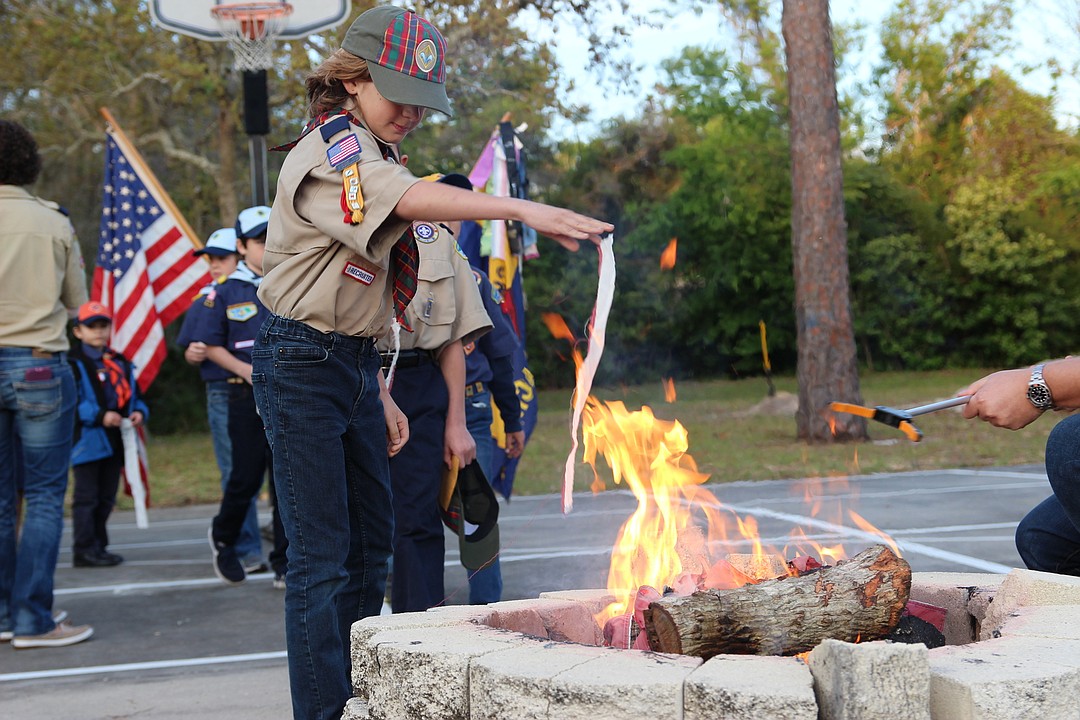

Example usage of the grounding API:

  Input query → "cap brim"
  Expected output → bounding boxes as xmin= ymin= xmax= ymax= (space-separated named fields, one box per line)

xmin=437 ymin=173 xmax=473 ymax=191
xmin=368 ymin=62 xmax=453 ymax=117
xmin=193 ymin=248 xmax=234 ymax=257
xmin=78 ymin=315 xmax=111 ymax=325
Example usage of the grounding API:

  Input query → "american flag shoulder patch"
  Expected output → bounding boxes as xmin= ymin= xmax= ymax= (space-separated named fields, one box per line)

xmin=327 ymin=134 xmax=362 ymax=170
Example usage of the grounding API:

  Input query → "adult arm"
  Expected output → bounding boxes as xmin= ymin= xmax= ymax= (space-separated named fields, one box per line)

xmin=959 ymin=357 xmax=1080 ymax=430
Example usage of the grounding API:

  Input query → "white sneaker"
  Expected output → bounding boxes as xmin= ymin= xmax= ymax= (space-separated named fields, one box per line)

xmin=1 ymin=609 xmax=69 ymax=642
xmin=12 ymin=620 xmax=94 ymax=649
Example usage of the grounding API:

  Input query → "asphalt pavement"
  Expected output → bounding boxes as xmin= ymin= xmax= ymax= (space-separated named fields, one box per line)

xmin=0 ymin=464 xmax=1052 ymax=718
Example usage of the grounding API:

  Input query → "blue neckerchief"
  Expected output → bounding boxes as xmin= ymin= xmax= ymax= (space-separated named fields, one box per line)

xmin=229 ymin=261 xmax=262 ymax=287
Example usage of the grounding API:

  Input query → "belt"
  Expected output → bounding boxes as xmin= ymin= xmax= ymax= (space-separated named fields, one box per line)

xmin=226 ymin=377 xmax=246 ymax=384
xmin=465 ymin=381 xmax=485 ymax=398
xmin=381 ymin=349 xmax=435 ymax=369
xmin=31 ymin=349 xmax=55 ymax=358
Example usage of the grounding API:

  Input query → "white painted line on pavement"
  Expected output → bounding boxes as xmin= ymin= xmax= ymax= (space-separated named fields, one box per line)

xmin=0 ymin=650 xmax=287 ymax=683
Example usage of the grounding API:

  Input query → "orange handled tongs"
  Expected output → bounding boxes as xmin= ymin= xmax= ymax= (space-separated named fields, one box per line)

xmin=828 ymin=396 xmax=971 ymax=442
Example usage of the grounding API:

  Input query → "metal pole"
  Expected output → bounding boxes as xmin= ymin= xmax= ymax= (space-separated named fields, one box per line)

xmin=249 ymin=135 xmax=269 ymax=206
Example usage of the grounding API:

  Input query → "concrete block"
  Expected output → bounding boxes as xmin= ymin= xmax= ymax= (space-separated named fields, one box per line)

xmin=909 ymin=572 xmax=1004 ymax=645
xmin=362 ymin=624 xmax=523 ymax=720
xmin=808 ymin=639 xmax=930 ymax=720
xmin=981 ymin=569 xmax=1080 ymax=640
xmin=340 ymin=697 xmax=369 ymax=720
xmin=538 ymin=588 xmax=619 ymax=615
xmin=469 ymin=639 xmax=614 ymax=719
xmin=350 ymin=606 xmax=492 ymax=697
xmin=997 ymin=605 xmax=1080 ymax=641
xmin=929 ymin=636 xmax=1080 ymax=719
xmin=684 ymin=655 xmax=818 ymax=720
xmin=546 ymin=648 xmax=703 ymax=720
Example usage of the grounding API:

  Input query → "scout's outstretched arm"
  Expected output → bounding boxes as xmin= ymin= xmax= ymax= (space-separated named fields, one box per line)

xmin=394 ymin=181 xmax=612 ymax=251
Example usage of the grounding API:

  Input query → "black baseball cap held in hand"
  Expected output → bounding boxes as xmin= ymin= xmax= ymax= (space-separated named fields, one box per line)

xmin=440 ymin=458 xmax=500 ymax=571
xmin=341 ymin=5 xmax=453 ymax=117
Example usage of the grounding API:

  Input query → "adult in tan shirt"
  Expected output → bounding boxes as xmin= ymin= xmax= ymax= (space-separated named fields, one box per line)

xmin=0 ymin=119 xmax=93 ymax=649
xmin=250 ymin=8 xmax=612 ymax=718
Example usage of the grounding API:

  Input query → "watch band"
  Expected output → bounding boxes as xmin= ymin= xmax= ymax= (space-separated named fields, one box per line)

xmin=1027 ymin=363 xmax=1054 ymax=411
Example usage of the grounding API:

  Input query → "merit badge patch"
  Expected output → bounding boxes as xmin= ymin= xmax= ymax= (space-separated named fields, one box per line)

xmin=343 ymin=260 xmax=376 ymax=285
xmin=413 ymin=222 xmax=439 ymax=243
xmin=226 ymin=302 xmax=258 ymax=322
xmin=327 ymin=134 xmax=362 ymax=170
xmin=415 ymin=38 xmax=438 ymax=73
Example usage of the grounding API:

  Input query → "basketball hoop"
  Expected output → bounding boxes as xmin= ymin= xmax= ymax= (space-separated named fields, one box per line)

xmin=211 ymin=2 xmax=294 ymax=72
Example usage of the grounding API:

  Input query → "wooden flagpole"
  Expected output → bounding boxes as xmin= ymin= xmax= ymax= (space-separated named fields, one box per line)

xmin=99 ymin=107 xmax=205 ymax=250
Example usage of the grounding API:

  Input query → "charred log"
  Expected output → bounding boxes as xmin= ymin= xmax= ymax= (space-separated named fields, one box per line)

xmin=643 ymin=544 xmax=910 ymax=658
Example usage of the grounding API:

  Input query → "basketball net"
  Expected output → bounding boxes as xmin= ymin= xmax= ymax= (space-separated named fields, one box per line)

xmin=211 ymin=2 xmax=293 ymax=72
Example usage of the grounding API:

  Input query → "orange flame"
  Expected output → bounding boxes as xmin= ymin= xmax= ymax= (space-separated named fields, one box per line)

xmin=660 ymin=238 xmax=677 ymax=270
xmin=662 ymin=378 xmax=676 ymax=403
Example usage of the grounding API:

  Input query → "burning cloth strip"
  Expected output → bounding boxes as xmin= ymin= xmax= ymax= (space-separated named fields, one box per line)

xmin=562 ymin=234 xmax=616 ymax=513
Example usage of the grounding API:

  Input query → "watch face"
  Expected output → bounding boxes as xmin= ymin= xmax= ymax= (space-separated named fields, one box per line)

xmin=1029 ymin=384 xmax=1053 ymax=409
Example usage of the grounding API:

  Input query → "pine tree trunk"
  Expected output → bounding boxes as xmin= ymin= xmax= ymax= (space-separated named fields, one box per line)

xmin=782 ymin=0 xmax=867 ymax=442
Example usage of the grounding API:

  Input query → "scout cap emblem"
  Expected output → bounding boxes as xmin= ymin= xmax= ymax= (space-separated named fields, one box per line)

xmin=340 ymin=5 xmax=452 ymax=117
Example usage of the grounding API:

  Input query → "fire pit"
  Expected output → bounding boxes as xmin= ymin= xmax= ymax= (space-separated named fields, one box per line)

xmin=344 ymin=569 xmax=1080 ymax=719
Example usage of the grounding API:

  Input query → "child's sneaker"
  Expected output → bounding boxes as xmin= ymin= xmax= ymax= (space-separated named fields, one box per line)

xmin=208 ymin=527 xmax=245 ymax=585
xmin=12 ymin=621 xmax=94 ymax=649
xmin=273 ymin=572 xmax=286 ymax=590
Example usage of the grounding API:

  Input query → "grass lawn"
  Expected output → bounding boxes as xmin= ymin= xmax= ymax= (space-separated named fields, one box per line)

xmin=126 ymin=369 xmax=1054 ymax=510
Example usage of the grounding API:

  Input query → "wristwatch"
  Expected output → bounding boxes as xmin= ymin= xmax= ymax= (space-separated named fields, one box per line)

xmin=1027 ymin=363 xmax=1054 ymax=411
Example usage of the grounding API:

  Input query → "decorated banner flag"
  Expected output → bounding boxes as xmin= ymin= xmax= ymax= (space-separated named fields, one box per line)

xmin=93 ymin=109 xmax=212 ymax=522
xmin=462 ymin=121 xmax=540 ymax=499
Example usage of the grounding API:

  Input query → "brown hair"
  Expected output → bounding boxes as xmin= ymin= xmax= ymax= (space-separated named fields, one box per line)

xmin=306 ymin=49 xmax=373 ymax=118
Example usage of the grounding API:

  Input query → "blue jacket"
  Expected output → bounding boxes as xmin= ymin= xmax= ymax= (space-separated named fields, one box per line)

xmin=69 ymin=343 xmax=149 ymax=466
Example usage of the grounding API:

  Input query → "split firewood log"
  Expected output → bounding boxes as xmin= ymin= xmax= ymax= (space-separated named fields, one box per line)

xmin=643 ymin=544 xmax=910 ymax=658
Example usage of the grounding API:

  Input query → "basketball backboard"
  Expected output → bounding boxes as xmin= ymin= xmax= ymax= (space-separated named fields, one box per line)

xmin=149 ymin=0 xmax=351 ymax=42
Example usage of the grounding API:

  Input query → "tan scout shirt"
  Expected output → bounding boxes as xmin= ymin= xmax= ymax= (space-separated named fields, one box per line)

xmin=377 ymin=222 xmax=492 ymax=355
xmin=259 ymin=113 xmax=420 ymax=337
xmin=0 ymin=185 xmax=88 ymax=352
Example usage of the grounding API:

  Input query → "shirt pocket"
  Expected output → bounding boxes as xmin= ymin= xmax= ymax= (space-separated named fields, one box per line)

xmin=415 ymin=258 xmax=457 ymax=326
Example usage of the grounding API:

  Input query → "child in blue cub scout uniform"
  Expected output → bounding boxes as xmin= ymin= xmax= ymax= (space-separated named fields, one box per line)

xmin=463 ymin=265 xmax=525 ymax=603
xmin=199 ymin=207 xmax=287 ymax=588
xmin=68 ymin=301 xmax=149 ymax=568
xmin=176 ymin=228 xmax=265 ymax=573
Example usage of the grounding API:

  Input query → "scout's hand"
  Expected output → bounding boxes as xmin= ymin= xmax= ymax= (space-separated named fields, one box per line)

xmin=384 ymin=395 xmax=410 ymax=457
xmin=184 ymin=342 xmax=207 ymax=365
xmin=102 ymin=410 xmax=123 ymax=428
xmin=129 ymin=411 xmax=145 ymax=427
xmin=959 ymin=368 xmax=1042 ymax=430
xmin=519 ymin=202 xmax=613 ymax=251
xmin=444 ymin=421 xmax=476 ymax=468
xmin=504 ymin=430 xmax=525 ymax=459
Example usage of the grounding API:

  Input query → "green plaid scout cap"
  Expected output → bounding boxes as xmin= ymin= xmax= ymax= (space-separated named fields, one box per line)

xmin=341 ymin=5 xmax=452 ymax=117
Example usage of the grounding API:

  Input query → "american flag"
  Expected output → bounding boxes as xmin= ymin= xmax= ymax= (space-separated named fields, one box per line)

xmin=94 ymin=128 xmax=211 ymax=392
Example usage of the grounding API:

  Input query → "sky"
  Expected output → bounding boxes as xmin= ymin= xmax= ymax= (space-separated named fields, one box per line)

xmin=532 ymin=0 xmax=1078 ymax=141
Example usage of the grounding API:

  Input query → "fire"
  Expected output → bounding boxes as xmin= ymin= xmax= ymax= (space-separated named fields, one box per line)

xmin=662 ymin=377 xmax=676 ymax=403
xmin=660 ymin=237 xmax=677 ymax=270
xmin=544 ymin=312 xmax=902 ymax=643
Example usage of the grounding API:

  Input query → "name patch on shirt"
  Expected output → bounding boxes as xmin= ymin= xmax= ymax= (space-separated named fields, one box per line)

xmin=233 ymin=339 xmax=255 ymax=350
xmin=226 ymin=303 xmax=258 ymax=322
xmin=343 ymin=260 xmax=377 ymax=285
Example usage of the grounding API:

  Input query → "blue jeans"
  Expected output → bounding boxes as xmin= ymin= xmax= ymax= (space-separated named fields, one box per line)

xmin=0 ymin=348 xmax=76 ymax=637
xmin=464 ymin=389 xmax=503 ymax=604
xmin=252 ymin=316 xmax=393 ymax=720
xmin=1016 ymin=413 xmax=1080 ymax=574
xmin=206 ymin=382 xmax=262 ymax=563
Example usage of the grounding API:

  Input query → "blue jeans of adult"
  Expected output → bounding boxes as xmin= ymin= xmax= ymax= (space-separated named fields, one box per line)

xmin=206 ymin=381 xmax=262 ymax=564
xmin=1016 ymin=413 xmax=1080 ymax=575
xmin=464 ymin=388 xmax=503 ymax=604
xmin=251 ymin=316 xmax=393 ymax=720
xmin=0 ymin=348 xmax=76 ymax=637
